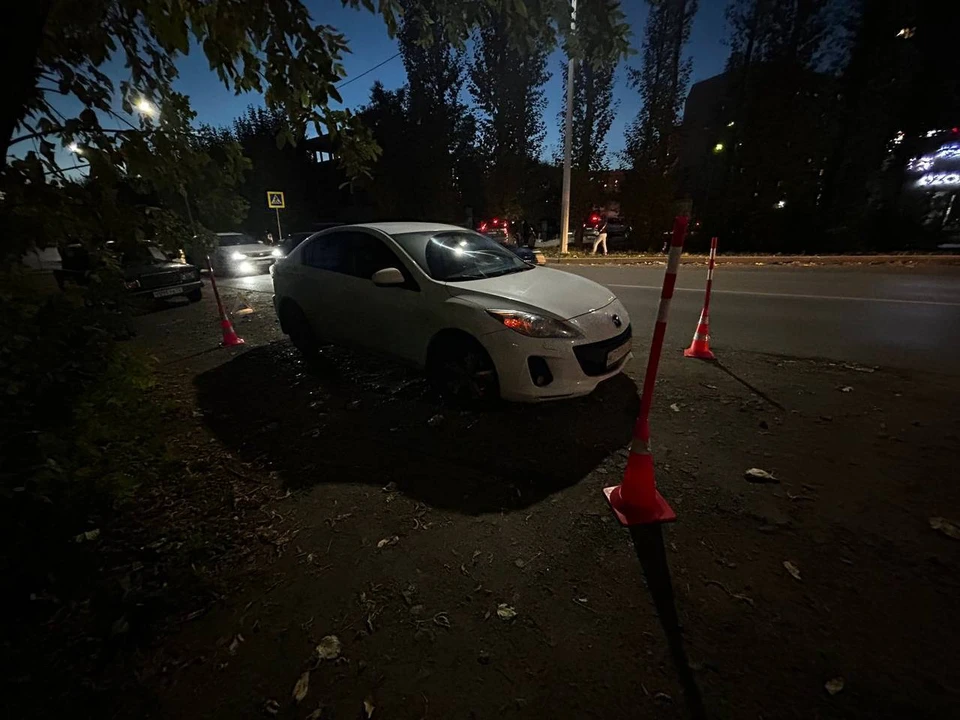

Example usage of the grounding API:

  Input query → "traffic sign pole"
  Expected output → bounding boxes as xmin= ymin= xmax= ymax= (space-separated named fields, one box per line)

xmin=275 ymin=208 xmax=283 ymax=243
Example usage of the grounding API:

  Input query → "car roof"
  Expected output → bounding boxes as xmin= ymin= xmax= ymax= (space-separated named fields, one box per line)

xmin=345 ymin=222 xmax=469 ymax=236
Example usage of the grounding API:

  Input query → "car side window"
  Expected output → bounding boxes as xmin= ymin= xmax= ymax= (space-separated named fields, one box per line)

xmin=301 ymin=233 xmax=349 ymax=273
xmin=350 ymin=233 xmax=420 ymax=290
xmin=351 ymin=234 xmax=403 ymax=278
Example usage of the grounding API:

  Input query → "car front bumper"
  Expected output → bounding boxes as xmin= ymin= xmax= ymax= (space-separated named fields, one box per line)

xmin=482 ymin=301 xmax=633 ymax=402
xmin=228 ymin=257 xmax=276 ymax=275
xmin=130 ymin=279 xmax=202 ymax=299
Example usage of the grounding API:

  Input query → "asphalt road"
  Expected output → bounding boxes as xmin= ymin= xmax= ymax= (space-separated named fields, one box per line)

xmin=219 ymin=264 xmax=960 ymax=375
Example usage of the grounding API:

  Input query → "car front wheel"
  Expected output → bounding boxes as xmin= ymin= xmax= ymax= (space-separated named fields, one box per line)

xmin=281 ymin=302 xmax=319 ymax=360
xmin=187 ymin=287 xmax=202 ymax=302
xmin=428 ymin=335 xmax=499 ymax=406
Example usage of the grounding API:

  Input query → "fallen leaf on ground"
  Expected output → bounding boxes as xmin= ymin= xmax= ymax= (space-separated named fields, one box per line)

xmin=264 ymin=699 xmax=280 ymax=715
xmin=427 ymin=414 xmax=444 ymax=427
xmin=929 ymin=517 xmax=960 ymax=540
xmin=305 ymin=707 xmax=324 ymax=720
xmin=783 ymin=560 xmax=802 ymax=581
xmin=316 ymin=635 xmax=341 ymax=660
xmin=670 ymin=403 xmax=680 ymax=412
xmin=744 ymin=468 xmax=778 ymax=483
xmin=363 ymin=696 xmax=375 ymax=718
xmin=228 ymin=633 xmax=244 ymax=655
xmin=825 ymin=677 xmax=845 ymax=695
xmin=74 ymin=529 xmax=100 ymax=543
xmin=496 ymin=603 xmax=517 ymax=621
xmin=292 ymin=671 xmax=310 ymax=703
xmin=377 ymin=536 xmax=399 ymax=549
xmin=701 ymin=383 xmax=718 ymax=390
xmin=839 ymin=386 xmax=853 ymax=393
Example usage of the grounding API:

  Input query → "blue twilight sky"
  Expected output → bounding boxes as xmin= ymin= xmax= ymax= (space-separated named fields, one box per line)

xmin=140 ymin=2 xmax=728 ymax=166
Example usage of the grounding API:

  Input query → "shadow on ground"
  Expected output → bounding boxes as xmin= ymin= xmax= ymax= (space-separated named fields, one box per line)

xmin=195 ymin=340 xmax=639 ymax=514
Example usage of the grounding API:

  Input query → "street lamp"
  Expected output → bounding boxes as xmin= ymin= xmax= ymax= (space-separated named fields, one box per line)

xmin=67 ymin=142 xmax=81 ymax=154
xmin=713 ymin=142 xmax=724 ymax=154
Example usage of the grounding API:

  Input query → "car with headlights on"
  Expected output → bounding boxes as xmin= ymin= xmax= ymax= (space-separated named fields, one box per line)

xmin=271 ymin=222 xmax=632 ymax=403
xmin=194 ymin=232 xmax=282 ymax=275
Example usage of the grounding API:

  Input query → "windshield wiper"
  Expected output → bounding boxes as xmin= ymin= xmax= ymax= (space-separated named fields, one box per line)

xmin=443 ymin=272 xmax=488 ymax=281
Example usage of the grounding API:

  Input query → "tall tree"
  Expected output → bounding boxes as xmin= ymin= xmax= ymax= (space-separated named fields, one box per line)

xmin=397 ymin=0 xmax=474 ymax=221
xmin=557 ymin=0 xmax=625 ymax=242
xmin=468 ymin=2 xmax=553 ymax=219
xmin=623 ymin=0 xmax=699 ymax=247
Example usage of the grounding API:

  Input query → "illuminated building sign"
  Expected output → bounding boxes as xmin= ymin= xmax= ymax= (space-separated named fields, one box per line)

xmin=916 ymin=173 xmax=960 ymax=188
xmin=935 ymin=143 xmax=960 ymax=160
xmin=908 ymin=142 xmax=960 ymax=182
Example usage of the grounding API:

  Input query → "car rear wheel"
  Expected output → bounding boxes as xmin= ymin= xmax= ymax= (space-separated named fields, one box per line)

xmin=428 ymin=335 xmax=499 ymax=406
xmin=281 ymin=302 xmax=319 ymax=360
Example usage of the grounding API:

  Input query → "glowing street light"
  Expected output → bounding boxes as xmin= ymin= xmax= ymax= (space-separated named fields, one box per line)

xmin=775 ymin=199 xmax=787 ymax=209
xmin=135 ymin=98 xmax=158 ymax=118
xmin=67 ymin=142 xmax=82 ymax=154
xmin=713 ymin=142 xmax=724 ymax=154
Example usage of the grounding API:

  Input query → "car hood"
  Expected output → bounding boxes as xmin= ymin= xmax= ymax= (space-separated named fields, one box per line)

xmin=122 ymin=261 xmax=194 ymax=279
xmin=445 ymin=266 xmax=615 ymax=320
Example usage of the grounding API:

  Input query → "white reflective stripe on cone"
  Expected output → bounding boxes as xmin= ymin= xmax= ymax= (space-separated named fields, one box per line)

xmin=666 ymin=245 xmax=683 ymax=272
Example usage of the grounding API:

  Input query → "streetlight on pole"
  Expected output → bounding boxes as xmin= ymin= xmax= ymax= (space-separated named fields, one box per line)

xmin=559 ymin=0 xmax=577 ymax=255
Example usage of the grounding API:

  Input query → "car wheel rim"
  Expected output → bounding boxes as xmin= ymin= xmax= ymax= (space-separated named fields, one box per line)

xmin=440 ymin=352 xmax=494 ymax=401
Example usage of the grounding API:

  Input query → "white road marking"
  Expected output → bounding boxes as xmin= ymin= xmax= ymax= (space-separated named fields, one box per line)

xmin=605 ymin=284 xmax=960 ymax=308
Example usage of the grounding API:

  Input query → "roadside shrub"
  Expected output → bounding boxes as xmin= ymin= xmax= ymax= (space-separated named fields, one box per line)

xmin=0 ymin=269 xmax=170 ymax=609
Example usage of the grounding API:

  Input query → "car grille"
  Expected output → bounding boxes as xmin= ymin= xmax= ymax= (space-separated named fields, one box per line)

xmin=138 ymin=270 xmax=181 ymax=290
xmin=573 ymin=325 xmax=632 ymax=376
xmin=246 ymin=250 xmax=275 ymax=259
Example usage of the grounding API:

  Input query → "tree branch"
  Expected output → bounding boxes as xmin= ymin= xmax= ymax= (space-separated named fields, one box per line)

xmin=9 ymin=126 xmax=144 ymax=147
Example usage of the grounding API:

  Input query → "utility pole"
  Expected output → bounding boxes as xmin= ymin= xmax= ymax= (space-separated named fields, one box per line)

xmin=559 ymin=0 xmax=577 ymax=255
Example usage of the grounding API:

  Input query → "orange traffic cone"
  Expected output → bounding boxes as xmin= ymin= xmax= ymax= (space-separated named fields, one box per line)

xmin=220 ymin=317 xmax=245 ymax=346
xmin=207 ymin=255 xmax=245 ymax=347
xmin=603 ymin=215 xmax=688 ymax=527
xmin=604 ymin=421 xmax=677 ymax=525
xmin=683 ymin=236 xmax=718 ymax=360
xmin=683 ymin=310 xmax=714 ymax=359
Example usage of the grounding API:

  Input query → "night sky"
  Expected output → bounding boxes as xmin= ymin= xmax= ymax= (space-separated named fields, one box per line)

xmin=173 ymin=1 xmax=729 ymax=162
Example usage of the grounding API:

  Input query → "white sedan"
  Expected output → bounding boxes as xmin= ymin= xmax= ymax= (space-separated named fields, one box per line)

xmin=271 ymin=222 xmax=632 ymax=402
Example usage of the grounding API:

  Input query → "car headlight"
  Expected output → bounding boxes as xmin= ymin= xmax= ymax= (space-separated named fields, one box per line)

xmin=230 ymin=251 xmax=247 ymax=261
xmin=271 ymin=248 xmax=283 ymax=258
xmin=487 ymin=310 xmax=582 ymax=339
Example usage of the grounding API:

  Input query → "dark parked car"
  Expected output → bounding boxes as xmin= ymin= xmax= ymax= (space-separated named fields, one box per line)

xmin=55 ymin=242 xmax=203 ymax=302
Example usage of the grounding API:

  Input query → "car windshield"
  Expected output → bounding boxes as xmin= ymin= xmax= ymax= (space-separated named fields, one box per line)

xmin=393 ymin=230 xmax=532 ymax=282
xmin=218 ymin=233 xmax=261 ymax=247
xmin=119 ymin=244 xmax=167 ymax=265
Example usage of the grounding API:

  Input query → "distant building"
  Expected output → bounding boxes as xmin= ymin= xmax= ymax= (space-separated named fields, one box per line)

xmin=677 ymin=66 xmax=838 ymax=245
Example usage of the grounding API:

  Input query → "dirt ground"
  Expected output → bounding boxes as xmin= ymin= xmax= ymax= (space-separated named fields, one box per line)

xmin=27 ymin=285 xmax=960 ymax=719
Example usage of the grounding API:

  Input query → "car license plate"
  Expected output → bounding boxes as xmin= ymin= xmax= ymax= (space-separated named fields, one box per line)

xmin=606 ymin=341 xmax=631 ymax=368
xmin=153 ymin=286 xmax=184 ymax=298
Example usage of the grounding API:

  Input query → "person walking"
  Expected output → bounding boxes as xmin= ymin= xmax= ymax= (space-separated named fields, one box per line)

xmin=592 ymin=217 xmax=608 ymax=256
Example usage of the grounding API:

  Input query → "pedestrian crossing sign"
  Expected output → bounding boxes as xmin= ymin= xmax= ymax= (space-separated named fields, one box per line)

xmin=267 ymin=191 xmax=285 ymax=209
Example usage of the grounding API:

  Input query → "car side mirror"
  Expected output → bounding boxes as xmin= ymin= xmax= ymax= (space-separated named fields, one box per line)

xmin=372 ymin=267 xmax=405 ymax=287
